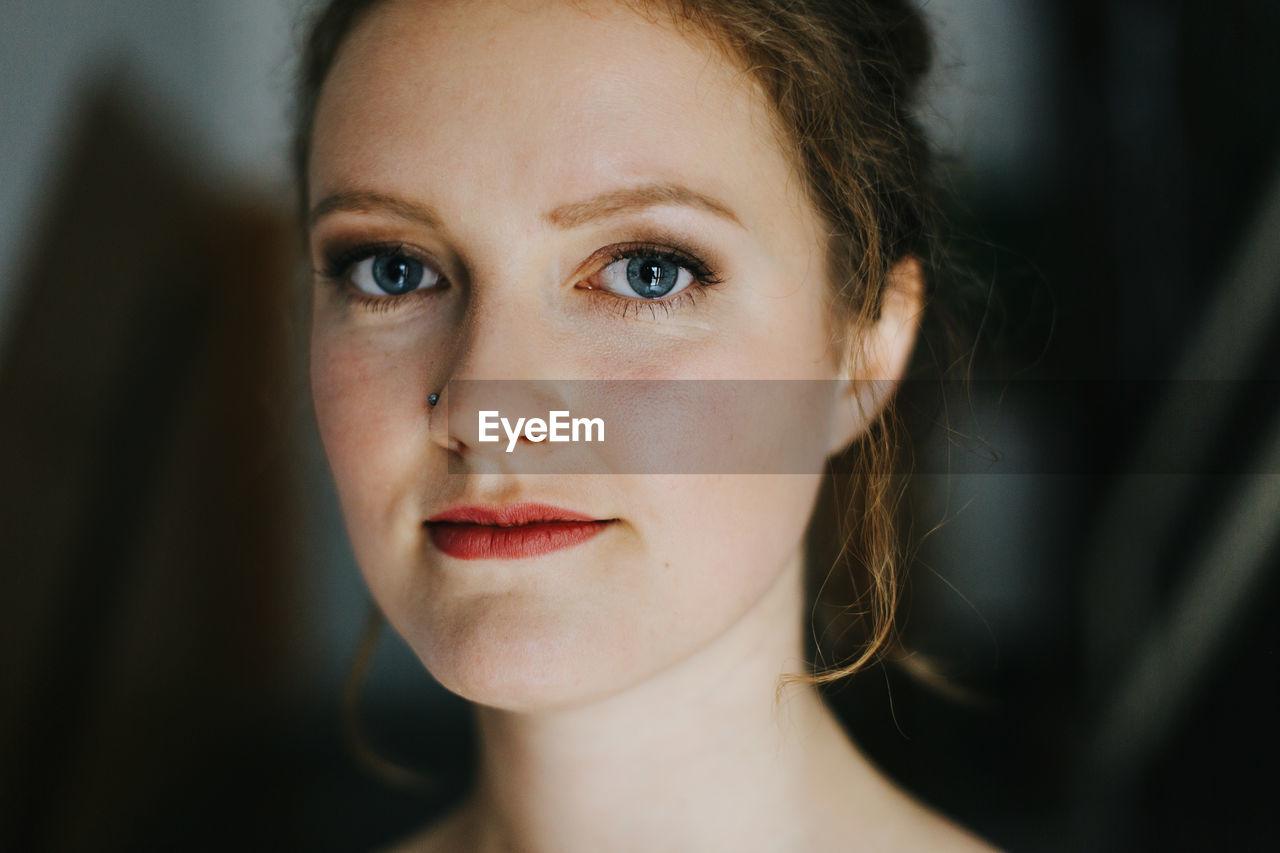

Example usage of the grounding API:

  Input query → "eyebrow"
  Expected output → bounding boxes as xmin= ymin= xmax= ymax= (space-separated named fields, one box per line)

xmin=309 ymin=190 xmax=442 ymax=229
xmin=543 ymin=182 xmax=744 ymax=229
xmin=308 ymin=182 xmax=743 ymax=231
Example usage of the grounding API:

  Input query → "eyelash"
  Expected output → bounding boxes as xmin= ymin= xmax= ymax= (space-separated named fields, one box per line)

xmin=314 ymin=239 xmax=724 ymax=318
xmin=587 ymin=241 xmax=724 ymax=319
xmin=316 ymin=241 xmax=428 ymax=314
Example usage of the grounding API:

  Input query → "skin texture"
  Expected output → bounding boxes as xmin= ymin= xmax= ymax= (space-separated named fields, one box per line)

xmin=308 ymin=0 xmax=994 ymax=850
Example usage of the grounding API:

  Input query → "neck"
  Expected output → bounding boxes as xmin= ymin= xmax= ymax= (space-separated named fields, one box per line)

xmin=447 ymin=554 xmax=883 ymax=853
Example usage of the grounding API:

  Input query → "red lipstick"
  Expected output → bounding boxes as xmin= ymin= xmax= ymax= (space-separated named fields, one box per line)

xmin=426 ymin=503 xmax=615 ymax=560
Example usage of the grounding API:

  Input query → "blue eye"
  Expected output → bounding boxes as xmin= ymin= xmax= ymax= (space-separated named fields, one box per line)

xmin=598 ymin=254 xmax=694 ymax=300
xmin=627 ymin=257 xmax=681 ymax=298
xmin=350 ymin=251 xmax=438 ymax=295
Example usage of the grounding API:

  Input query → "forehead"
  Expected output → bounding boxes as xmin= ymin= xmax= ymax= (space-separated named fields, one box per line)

xmin=310 ymin=0 xmax=812 ymax=239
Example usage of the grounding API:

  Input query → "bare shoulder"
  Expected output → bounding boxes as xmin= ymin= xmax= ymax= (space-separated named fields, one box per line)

xmin=377 ymin=802 xmax=474 ymax=853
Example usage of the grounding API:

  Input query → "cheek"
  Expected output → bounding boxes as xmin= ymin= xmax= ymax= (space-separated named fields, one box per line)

xmin=311 ymin=335 xmax=378 ymax=451
xmin=638 ymin=474 xmax=821 ymax=607
xmin=741 ymin=283 xmax=838 ymax=378
xmin=309 ymin=325 xmax=436 ymax=570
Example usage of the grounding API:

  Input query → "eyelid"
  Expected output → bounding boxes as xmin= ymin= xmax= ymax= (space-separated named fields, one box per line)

xmin=579 ymin=240 xmax=724 ymax=289
xmin=575 ymin=240 xmax=726 ymax=322
xmin=312 ymin=234 xmax=724 ymax=320
xmin=316 ymin=240 xmax=441 ymax=282
xmin=313 ymin=241 xmax=448 ymax=315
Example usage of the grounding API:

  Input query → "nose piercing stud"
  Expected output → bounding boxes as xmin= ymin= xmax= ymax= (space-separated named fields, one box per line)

xmin=428 ymin=393 xmax=440 ymax=407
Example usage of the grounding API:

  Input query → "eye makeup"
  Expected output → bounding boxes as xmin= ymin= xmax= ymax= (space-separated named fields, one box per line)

xmin=311 ymin=232 xmax=727 ymax=320
xmin=314 ymin=239 xmax=445 ymax=313
xmin=576 ymin=239 xmax=725 ymax=320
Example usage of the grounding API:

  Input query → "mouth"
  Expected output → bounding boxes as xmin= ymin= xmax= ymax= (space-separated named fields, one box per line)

xmin=425 ymin=503 xmax=617 ymax=560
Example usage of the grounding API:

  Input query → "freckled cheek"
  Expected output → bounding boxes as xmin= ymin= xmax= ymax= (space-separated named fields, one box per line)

xmin=309 ymin=332 xmax=433 ymax=508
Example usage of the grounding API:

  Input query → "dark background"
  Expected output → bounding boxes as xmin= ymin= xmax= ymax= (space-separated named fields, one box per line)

xmin=1 ymin=0 xmax=1277 ymax=850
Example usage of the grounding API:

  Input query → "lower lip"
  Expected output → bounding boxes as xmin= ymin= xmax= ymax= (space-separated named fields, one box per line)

xmin=427 ymin=519 xmax=614 ymax=560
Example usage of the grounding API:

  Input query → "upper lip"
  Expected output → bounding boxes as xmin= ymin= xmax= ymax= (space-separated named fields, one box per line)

xmin=426 ymin=503 xmax=609 ymax=527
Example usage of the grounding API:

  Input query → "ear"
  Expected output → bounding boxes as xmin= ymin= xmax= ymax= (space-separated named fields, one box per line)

xmin=827 ymin=256 xmax=924 ymax=457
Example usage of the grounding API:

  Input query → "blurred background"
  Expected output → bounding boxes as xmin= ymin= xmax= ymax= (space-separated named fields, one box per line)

xmin=1 ymin=0 xmax=1276 ymax=850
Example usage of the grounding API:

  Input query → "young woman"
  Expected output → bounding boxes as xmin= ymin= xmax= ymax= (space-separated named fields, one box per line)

xmin=296 ymin=0 xmax=997 ymax=849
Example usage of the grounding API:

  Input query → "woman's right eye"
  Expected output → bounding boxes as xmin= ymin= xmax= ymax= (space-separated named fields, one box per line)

xmin=349 ymin=251 xmax=441 ymax=296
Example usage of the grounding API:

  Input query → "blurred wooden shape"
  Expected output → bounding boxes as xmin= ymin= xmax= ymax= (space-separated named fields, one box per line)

xmin=0 ymin=74 xmax=304 ymax=851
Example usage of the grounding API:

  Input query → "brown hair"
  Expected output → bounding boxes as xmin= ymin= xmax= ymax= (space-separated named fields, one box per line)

xmin=295 ymin=0 xmax=949 ymax=693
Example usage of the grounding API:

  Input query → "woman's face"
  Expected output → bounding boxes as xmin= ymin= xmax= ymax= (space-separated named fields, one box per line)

xmin=308 ymin=0 xmax=860 ymax=711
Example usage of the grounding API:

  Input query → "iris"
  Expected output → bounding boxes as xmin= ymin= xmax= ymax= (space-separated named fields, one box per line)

xmin=371 ymin=253 xmax=425 ymax=294
xmin=626 ymin=256 xmax=679 ymax=298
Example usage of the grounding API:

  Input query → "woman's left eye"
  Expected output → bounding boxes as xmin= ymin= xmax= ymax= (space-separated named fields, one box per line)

xmin=594 ymin=254 xmax=696 ymax=300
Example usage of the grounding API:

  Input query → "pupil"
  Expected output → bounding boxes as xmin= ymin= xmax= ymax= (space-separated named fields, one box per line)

xmin=626 ymin=257 xmax=678 ymax=298
xmin=372 ymin=254 xmax=423 ymax=294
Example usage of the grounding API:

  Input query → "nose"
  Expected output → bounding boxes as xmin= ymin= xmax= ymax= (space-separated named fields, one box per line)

xmin=427 ymin=292 xmax=579 ymax=467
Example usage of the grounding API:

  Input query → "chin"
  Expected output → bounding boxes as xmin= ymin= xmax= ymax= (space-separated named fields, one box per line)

xmin=401 ymin=593 xmax=652 ymax=713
